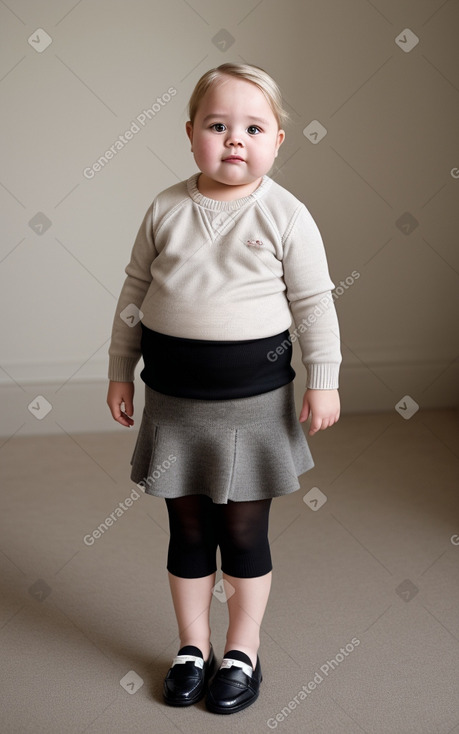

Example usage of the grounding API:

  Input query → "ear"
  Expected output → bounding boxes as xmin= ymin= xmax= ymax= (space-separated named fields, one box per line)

xmin=275 ymin=129 xmax=285 ymax=156
xmin=186 ymin=121 xmax=193 ymax=149
xmin=274 ymin=130 xmax=285 ymax=158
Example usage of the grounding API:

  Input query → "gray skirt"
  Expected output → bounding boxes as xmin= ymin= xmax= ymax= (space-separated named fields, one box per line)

xmin=129 ymin=381 xmax=314 ymax=504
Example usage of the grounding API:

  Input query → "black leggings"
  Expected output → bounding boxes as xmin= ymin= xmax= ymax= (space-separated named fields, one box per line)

xmin=165 ymin=495 xmax=273 ymax=579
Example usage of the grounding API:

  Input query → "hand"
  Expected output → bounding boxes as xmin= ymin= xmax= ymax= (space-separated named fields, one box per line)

xmin=107 ymin=381 xmax=135 ymax=428
xmin=299 ymin=388 xmax=340 ymax=436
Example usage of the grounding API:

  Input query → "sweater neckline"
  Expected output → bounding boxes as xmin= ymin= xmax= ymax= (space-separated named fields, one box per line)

xmin=186 ymin=172 xmax=272 ymax=211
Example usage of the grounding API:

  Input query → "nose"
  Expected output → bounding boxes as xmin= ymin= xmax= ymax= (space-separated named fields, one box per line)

xmin=226 ymin=131 xmax=244 ymax=147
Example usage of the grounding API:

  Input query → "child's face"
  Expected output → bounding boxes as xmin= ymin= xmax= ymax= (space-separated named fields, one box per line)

xmin=186 ymin=76 xmax=285 ymax=190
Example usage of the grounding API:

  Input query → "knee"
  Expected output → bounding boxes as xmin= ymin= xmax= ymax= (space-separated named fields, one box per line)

xmin=221 ymin=518 xmax=258 ymax=553
xmin=171 ymin=517 xmax=213 ymax=550
xmin=167 ymin=518 xmax=218 ymax=578
xmin=219 ymin=521 xmax=272 ymax=578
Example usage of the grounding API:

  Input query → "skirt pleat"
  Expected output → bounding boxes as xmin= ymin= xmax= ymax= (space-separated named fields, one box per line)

xmin=130 ymin=381 xmax=314 ymax=504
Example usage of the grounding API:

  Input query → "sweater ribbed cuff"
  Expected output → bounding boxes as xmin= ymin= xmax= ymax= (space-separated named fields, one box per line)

xmin=306 ymin=363 xmax=340 ymax=390
xmin=108 ymin=356 xmax=139 ymax=383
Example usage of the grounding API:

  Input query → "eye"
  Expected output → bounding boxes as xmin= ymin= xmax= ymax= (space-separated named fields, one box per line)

xmin=210 ymin=123 xmax=226 ymax=132
xmin=247 ymin=125 xmax=261 ymax=135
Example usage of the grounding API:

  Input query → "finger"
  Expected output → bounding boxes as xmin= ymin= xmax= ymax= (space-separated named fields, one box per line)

xmin=308 ymin=417 xmax=322 ymax=436
xmin=299 ymin=399 xmax=310 ymax=423
xmin=123 ymin=397 xmax=134 ymax=417
xmin=299 ymin=407 xmax=309 ymax=423
xmin=121 ymin=398 xmax=134 ymax=427
xmin=118 ymin=401 xmax=134 ymax=427
xmin=121 ymin=411 xmax=134 ymax=427
xmin=328 ymin=413 xmax=339 ymax=427
xmin=108 ymin=401 xmax=133 ymax=428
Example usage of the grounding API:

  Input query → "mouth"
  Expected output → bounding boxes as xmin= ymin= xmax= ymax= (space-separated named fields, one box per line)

xmin=222 ymin=156 xmax=245 ymax=162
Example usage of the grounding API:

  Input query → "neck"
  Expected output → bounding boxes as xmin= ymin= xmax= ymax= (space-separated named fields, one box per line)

xmin=196 ymin=174 xmax=263 ymax=201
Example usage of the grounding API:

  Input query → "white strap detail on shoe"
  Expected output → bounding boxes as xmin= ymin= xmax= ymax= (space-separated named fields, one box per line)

xmin=220 ymin=658 xmax=252 ymax=678
xmin=171 ymin=654 xmax=204 ymax=669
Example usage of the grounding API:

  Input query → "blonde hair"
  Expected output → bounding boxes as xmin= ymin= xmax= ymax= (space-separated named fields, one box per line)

xmin=187 ymin=63 xmax=289 ymax=128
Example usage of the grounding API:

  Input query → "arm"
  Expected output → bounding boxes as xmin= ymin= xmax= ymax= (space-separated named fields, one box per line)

xmin=107 ymin=202 xmax=157 ymax=426
xmin=282 ymin=204 xmax=342 ymax=435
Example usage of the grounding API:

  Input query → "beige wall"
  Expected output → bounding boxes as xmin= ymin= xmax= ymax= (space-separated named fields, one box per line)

xmin=1 ymin=0 xmax=458 ymax=435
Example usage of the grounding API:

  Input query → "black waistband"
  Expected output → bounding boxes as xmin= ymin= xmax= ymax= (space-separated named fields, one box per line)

xmin=139 ymin=324 xmax=295 ymax=399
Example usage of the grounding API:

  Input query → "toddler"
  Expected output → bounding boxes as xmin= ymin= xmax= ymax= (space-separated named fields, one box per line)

xmin=107 ymin=62 xmax=341 ymax=715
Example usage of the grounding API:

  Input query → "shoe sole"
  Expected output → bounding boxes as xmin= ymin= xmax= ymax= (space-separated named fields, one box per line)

xmin=163 ymin=690 xmax=206 ymax=706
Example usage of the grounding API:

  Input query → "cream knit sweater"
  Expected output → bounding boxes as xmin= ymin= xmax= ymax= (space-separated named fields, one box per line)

xmin=108 ymin=173 xmax=342 ymax=389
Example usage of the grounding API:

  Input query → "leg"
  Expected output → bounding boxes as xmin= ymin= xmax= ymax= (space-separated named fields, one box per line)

xmin=222 ymin=572 xmax=272 ymax=669
xmin=165 ymin=494 xmax=218 ymax=661
xmin=216 ymin=498 xmax=273 ymax=669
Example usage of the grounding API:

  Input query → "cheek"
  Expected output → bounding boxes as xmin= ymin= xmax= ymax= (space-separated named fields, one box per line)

xmin=263 ymin=139 xmax=280 ymax=159
xmin=252 ymin=143 xmax=274 ymax=163
xmin=195 ymin=138 xmax=217 ymax=161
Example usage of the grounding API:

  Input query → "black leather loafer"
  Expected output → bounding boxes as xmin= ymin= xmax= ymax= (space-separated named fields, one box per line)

xmin=163 ymin=644 xmax=215 ymax=706
xmin=205 ymin=653 xmax=262 ymax=714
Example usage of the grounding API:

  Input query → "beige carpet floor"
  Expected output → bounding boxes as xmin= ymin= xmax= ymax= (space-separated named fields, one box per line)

xmin=1 ymin=407 xmax=458 ymax=734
